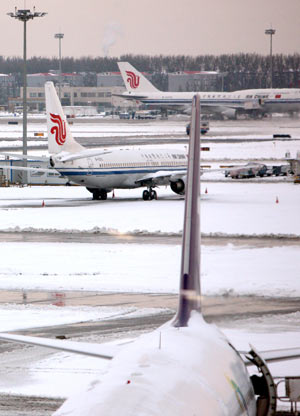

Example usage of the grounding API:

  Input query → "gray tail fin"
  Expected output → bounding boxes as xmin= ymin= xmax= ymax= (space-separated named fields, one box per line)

xmin=173 ymin=95 xmax=201 ymax=327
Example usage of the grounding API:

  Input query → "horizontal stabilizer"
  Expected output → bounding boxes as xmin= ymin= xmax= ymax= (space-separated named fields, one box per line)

xmin=0 ymin=332 xmax=116 ymax=360
xmin=0 ymin=152 xmax=50 ymax=162
xmin=243 ymin=347 xmax=300 ymax=366
xmin=57 ymin=149 xmax=112 ymax=163
xmin=3 ymin=165 xmax=56 ymax=173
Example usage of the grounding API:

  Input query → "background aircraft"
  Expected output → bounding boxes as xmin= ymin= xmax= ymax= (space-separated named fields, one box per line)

xmin=1 ymin=95 xmax=300 ymax=415
xmin=1 ymin=82 xmax=215 ymax=200
xmin=117 ymin=62 xmax=300 ymax=119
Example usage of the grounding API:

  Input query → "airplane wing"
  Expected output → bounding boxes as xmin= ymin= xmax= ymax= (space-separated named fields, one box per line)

xmin=135 ymin=170 xmax=186 ymax=186
xmin=0 ymin=332 xmax=117 ymax=360
xmin=135 ymin=167 xmax=222 ymax=187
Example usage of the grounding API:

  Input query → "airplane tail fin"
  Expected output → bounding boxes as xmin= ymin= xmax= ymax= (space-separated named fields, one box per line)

xmin=118 ymin=62 xmax=159 ymax=93
xmin=45 ymin=82 xmax=83 ymax=155
xmin=173 ymin=95 xmax=202 ymax=327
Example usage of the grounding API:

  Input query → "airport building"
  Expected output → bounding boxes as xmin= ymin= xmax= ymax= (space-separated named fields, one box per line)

xmin=167 ymin=71 xmax=225 ymax=92
xmin=97 ymin=72 xmax=124 ymax=87
xmin=0 ymin=159 xmax=68 ymax=186
xmin=27 ymin=72 xmax=84 ymax=88
xmin=8 ymin=85 xmax=139 ymax=113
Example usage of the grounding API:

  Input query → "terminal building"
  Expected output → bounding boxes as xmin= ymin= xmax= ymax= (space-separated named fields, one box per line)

xmin=6 ymin=69 xmax=225 ymax=113
xmin=8 ymin=85 xmax=138 ymax=113
xmin=167 ymin=71 xmax=225 ymax=92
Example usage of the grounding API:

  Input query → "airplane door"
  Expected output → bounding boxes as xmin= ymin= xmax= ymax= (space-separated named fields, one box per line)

xmin=87 ymin=158 xmax=93 ymax=176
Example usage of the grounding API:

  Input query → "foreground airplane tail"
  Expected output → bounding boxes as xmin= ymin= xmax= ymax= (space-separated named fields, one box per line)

xmin=45 ymin=82 xmax=83 ymax=155
xmin=118 ymin=62 xmax=160 ymax=93
xmin=173 ymin=94 xmax=201 ymax=327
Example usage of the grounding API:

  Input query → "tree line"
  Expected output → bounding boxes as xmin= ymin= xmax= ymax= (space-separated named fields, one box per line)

xmin=0 ymin=53 xmax=299 ymax=91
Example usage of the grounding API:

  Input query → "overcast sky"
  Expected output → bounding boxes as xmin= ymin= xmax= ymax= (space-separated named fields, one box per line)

xmin=1 ymin=0 xmax=300 ymax=59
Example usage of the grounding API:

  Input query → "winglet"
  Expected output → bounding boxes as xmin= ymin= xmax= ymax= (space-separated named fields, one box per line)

xmin=118 ymin=62 xmax=159 ymax=93
xmin=173 ymin=95 xmax=201 ymax=327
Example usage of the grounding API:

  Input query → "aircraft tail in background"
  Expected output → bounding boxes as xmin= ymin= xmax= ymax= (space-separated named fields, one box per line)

xmin=118 ymin=62 xmax=159 ymax=94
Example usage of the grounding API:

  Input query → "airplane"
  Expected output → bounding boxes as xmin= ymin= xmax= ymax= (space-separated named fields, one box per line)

xmin=117 ymin=62 xmax=300 ymax=119
xmin=1 ymin=95 xmax=300 ymax=415
xmin=1 ymin=81 xmax=212 ymax=201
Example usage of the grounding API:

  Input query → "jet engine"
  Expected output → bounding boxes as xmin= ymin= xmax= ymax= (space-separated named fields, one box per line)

xmin=170 ymin=176 xmax=186 ymax=195
xmin=221 ymin=107 xmax=237 ymax=119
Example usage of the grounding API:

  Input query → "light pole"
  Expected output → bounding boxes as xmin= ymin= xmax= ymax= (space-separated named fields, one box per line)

xmin=7 ymin=7 xmax=47 ymax=184
xmin=54 ymin=32 xmax=64 ymax=101
xmin=265 ymin=28 xmax=276 ymax=88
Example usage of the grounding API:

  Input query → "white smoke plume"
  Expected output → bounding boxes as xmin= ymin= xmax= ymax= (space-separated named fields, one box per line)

xmin=102 ymin=21 xmax=123 ymax=57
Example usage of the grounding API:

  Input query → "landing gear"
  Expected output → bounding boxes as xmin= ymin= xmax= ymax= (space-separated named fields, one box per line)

xmin=150 ymin=190 xmax=157 ymax=200
xmin=143 ymin=190 xmax=150 ymax=200
xmin=142 ymin=188 xmax=157 ymax=201
xmin=86 ymin=188 xmax=108 ymax=200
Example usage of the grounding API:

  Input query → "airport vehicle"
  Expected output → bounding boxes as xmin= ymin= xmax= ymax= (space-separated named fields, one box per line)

xmin=118 ymin=112 xmax=130 ymax=119
xmin=134 ymin=110 xmax=156 ymax=119
xmin=186 ymin=120 xmax=209 ymax=135
xmin=1 ymin=95 xmax=300 ymax=415
xmin=225 ymin=162 xmax=265 ymax=179
xmin=225 ymin=163 xmax=291 ymax=179
xmin=117 ymin=62 xmax=300 ymax=119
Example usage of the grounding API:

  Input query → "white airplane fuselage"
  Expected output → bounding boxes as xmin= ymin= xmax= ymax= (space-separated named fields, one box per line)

xmin=122 ymin=88 xmax=300 ymax=115
xmin=53 ymin=147 xmax=187 ymax=190
xmin=54 ymin=314 xmax=256 ymax=416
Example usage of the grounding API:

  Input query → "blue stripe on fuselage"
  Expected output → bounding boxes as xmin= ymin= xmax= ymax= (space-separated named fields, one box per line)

xmin=57 ymin=166 xmax=186 ymax=176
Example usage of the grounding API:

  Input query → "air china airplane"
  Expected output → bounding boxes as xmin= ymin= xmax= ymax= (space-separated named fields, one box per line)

xmin=45 ymin=81 xmax=194 ymax=200
xmin=117 ymin=62 xmax=300 ymax=119
xmin=0 ymin=95 xmax=300 ymax=415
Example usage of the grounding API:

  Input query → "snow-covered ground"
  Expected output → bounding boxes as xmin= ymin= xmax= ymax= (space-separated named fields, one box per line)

xmin=0 ymin=182 xmax=299 ymax=237
xmin=0 ymin=118 xmax=300 ymax=406
xmin=0 ymin=242 xmax=299 ymax=298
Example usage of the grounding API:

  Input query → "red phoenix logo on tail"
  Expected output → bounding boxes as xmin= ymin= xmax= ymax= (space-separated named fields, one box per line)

xmin=50 ymin=113 xmax=67 ymax=145
xmin=125 ymin=71 xmax=140 ymax=89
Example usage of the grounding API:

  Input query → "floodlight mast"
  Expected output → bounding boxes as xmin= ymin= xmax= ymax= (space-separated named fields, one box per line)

xmin=7 ymin=7 xmax=47 ymax=184
xmin=55 ymin=33 xmax=64 ymax=101
xmin=265 ymin=28 xmax=276 ymax=88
